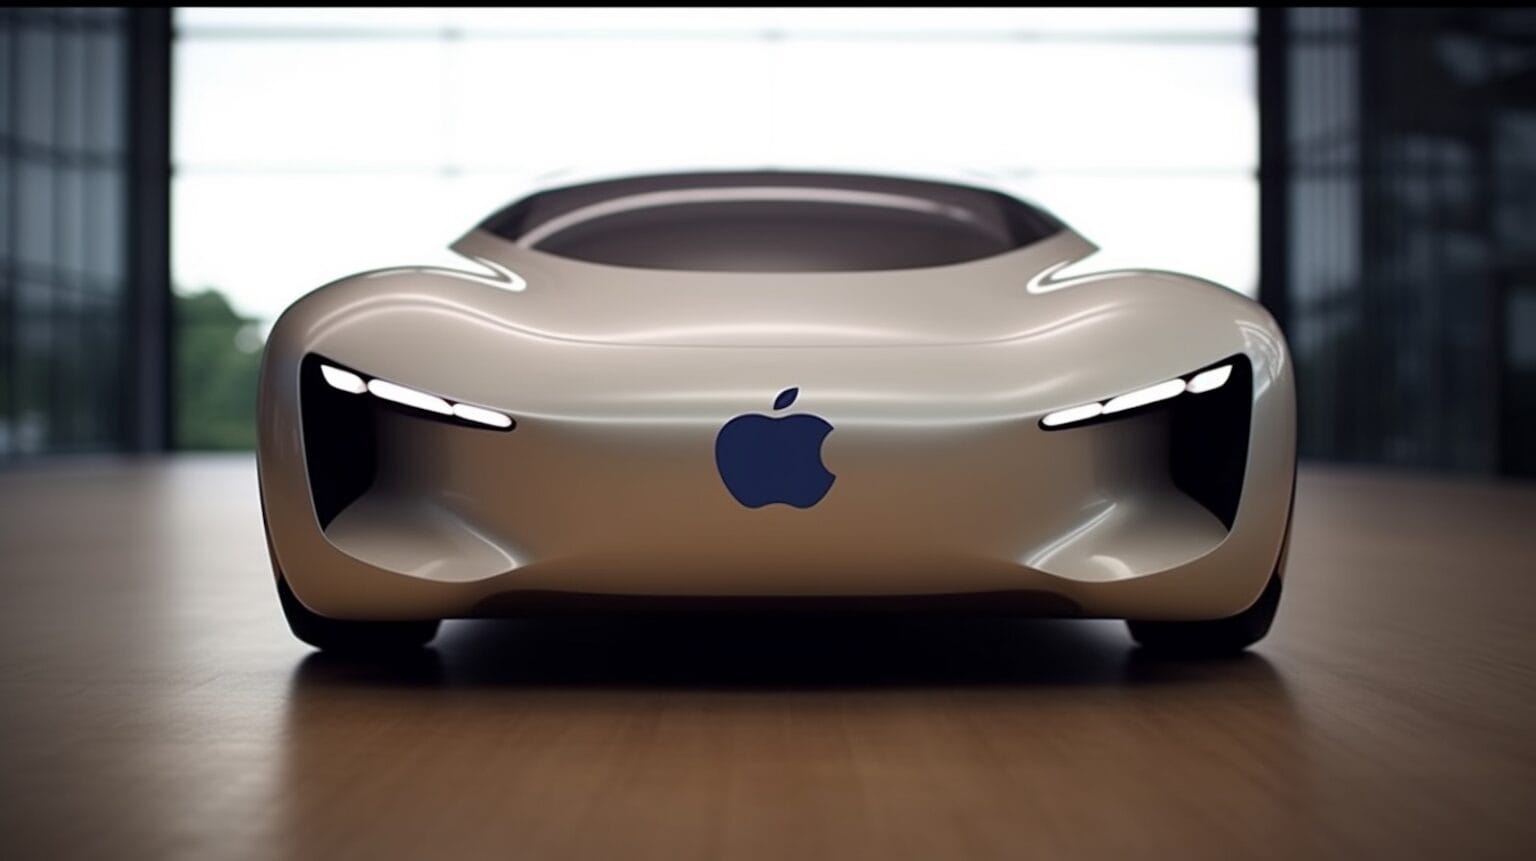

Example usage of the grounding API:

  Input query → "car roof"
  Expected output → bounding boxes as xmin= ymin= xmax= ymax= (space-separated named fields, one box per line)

xmin=476 ymin=170 xmax=1068 ymax=272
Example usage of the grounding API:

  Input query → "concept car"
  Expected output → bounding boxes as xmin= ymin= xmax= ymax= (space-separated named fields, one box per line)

xmin=257 ymin=170 xmax=1295 ymax=655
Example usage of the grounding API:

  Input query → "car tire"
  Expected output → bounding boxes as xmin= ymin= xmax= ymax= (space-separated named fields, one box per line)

xmin=276 ymin=573 xmax=439 ymax=653
xmin=1127 ymin=572 xmax=1283 ymax=657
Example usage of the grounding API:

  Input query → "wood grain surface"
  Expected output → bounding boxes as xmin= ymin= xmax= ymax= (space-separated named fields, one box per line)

xmin=1 ymin=456 xmax=1533 ymax=860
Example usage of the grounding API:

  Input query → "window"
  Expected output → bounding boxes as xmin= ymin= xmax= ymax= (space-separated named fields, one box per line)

xmin=172 ymin=8 xmax=1256 ymax=448
xmin=483 ymin=171 xmax=1068 ymax=271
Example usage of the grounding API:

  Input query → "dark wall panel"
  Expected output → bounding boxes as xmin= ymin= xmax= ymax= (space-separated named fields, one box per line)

xmin=1265 ymin=7 xmax=1536 ymax=476
xmin=0 ymin=8 xmax=168 ymax=459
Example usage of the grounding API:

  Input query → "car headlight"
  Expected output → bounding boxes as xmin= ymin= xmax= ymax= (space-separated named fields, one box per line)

xmin=1040 ymin=358 xmax=1238 ymax=430
xmin=318 ymin=360 xmax=515 ymax=430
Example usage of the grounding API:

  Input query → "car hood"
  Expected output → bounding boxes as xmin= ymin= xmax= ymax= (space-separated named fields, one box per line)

xmin=398 ymin=227 xmax=1250 ymax=349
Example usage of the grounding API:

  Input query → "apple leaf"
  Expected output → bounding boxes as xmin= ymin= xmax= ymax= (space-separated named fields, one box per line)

xmin=773 ymin=387 xmax=798 ymax=410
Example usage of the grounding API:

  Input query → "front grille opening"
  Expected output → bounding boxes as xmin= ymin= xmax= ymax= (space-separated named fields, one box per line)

xmin=299 ymin=354 xmax=379 ymax=529
xmin=1168 ymin=355 xmax=1253 ymax=529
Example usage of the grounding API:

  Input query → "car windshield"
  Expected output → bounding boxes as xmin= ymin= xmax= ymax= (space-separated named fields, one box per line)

xmin=477 ymin=171 xmax=1066 ymax=272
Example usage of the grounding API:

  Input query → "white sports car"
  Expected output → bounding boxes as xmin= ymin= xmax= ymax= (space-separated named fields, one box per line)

xmin=257 ymin=170 xmax=1296 ymax=655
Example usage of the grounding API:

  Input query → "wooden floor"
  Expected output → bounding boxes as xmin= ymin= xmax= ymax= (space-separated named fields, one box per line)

xmin=1 ymin=456 xmax=1534 ymax=860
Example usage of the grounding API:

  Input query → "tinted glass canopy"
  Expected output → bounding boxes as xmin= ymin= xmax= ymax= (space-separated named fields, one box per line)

xmin=478 ymin=171 xmax=1067 ymax=272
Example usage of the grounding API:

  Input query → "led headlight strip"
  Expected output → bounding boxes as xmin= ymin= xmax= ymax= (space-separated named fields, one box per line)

xmin=319 ymin=363 xmax=515 ymax=430
xmin=1040 ymin=360 xmax=1237 ymax=430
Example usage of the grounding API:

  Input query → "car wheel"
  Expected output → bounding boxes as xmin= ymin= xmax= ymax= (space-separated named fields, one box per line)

xmin=1127 ymin=572 xmax=1283 ymax=657
xmin=275 ymin=573 xmax=439 ymax=653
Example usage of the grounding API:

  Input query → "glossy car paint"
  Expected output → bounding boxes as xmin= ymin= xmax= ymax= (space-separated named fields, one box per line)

xmin=257 ymin=171 xmax=1295 ymax=622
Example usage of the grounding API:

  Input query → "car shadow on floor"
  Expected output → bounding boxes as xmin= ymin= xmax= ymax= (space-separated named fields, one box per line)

xmin=277 ymin=614 xmax=1302 ymax=857
xmin=288 ymin=613 xmax=1288 ymax=692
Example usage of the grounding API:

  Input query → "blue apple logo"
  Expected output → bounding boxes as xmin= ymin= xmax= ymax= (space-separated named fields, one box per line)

xmin=715 ymin=387 xmax=836 ymax=509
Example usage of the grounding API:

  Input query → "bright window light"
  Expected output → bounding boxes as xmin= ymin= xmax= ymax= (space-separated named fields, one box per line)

xmin=1042 ymin=402 xmax=1104 ymax=428
xmin=319 ymin=364 xmax=367 ymax=394
xmin=367 ymin=379 xmax=453 ymax=415
xmin=172 ymin=9 xmax=1258 ymax=331
xmin=452 ymin=402 xmax=513 ymax=428
xmin=1102 ymin=379 xmax=1187 ymax=415
xmin=1185 ymin=364 xmax=1233 ymax=394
